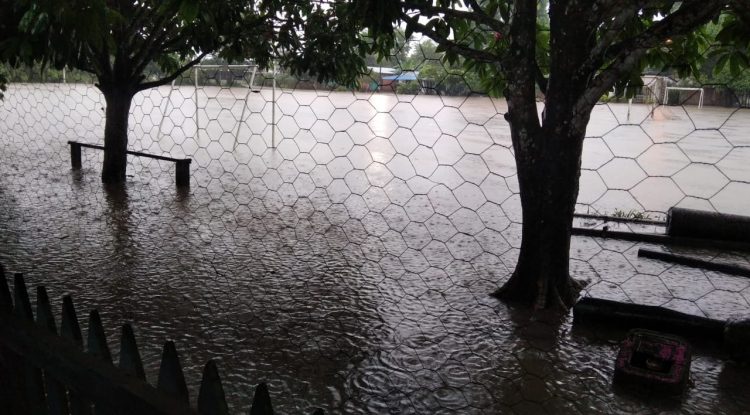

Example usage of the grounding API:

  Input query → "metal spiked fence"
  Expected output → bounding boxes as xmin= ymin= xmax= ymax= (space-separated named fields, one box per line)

xmin=0 ymin=264 xmax=324 ymax=414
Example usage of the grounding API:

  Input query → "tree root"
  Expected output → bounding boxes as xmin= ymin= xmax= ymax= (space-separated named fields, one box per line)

xmin=491 ymin=272 xmax=587 ymax=311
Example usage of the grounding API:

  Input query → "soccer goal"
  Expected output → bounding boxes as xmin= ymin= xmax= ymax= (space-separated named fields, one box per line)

xmin=154 ymin=63 xmax=282 ymax=151
xmin=662 ymin=86 xmax=704 ymax=108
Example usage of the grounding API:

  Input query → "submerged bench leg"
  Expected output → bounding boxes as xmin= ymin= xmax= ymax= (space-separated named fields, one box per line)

xmin=70 ymin=143 xmax=82 ymax=169
xmin=175 ymin=160 xmax=191 ymax=187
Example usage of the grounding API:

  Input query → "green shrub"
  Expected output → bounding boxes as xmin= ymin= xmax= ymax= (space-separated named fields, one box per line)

xmin=396 ymin=81 xmax=421 ymax=95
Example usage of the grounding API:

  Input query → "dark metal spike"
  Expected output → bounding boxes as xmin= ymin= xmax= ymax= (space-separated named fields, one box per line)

xmin=0 ymin=264 xmax=12 ymax=313
xmin=13 ymin=273 xmax=33 ymax=321
xmin=36 ymin=286 xmax=57 ymax=334
xmin=198 ymin=360 xmax=229 ymax=415
xmin=157 ymin=341 xmax=189 ymax=404
xmin=249 ymin=383 xmax=274 ymax=415
xmin=119 ymin=323 xmax=146 ymax=380
xmin=60 ymin=295 xmax=83 ymax=349
xmin=86 ymin=310 xmax=112 ymax=363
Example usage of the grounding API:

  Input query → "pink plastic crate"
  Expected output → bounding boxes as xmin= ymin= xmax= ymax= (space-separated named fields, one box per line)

xmin=613 ymin=329 xmax=691 ymax=395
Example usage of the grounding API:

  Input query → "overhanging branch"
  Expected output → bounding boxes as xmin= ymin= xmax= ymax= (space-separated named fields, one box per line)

xmin=129 ymin=12 xmax=177 ymax=77
xmin=582 ymin=4 xmax=643 ymax=73
xmin=577 ymin=0 xmax=729 ymax=112
xmin=135 ymin=52 xmax=209 ymax=92
xmin=400 ymin=14 xmax=499 ymax=64
xmin=402 ymin=1 xmax=506 ymax=33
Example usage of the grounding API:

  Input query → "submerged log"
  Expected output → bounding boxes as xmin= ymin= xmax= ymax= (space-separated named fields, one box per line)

xmin=667 ymin=207 xmax=750 ymax=244
xmin=724 ymin=318 xmax=750 ymax=362
xmin=574 ymin=297 xmax=750 ymax=363
xmin=573 ymin=297 xmax=725 ymax=339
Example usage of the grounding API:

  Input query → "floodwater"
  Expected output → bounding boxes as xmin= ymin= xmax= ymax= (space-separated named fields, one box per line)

xmin=1 ymin=83 xmax=750 ymax=413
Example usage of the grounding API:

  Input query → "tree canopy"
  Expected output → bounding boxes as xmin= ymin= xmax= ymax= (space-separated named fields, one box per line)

xmin=355 ymin=0 xmax=750 ymax=99
xmin=0 ymin=0 xmax=368 ymax=92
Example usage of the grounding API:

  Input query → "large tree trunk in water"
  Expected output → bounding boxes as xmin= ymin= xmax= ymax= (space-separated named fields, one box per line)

xmin=101 ymin=88 xmax=134 ymax=184
xmin=492 ymin=127 xmax=586 ymax=310
xmin=492 ymin=0 xmax=597 ymax=310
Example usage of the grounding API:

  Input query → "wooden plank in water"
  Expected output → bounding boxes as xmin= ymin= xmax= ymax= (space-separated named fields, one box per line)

xmin=638 ymin=248 xmax=750 ymax=278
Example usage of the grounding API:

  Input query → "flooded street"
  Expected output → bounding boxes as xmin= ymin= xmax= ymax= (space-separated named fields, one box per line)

xmin=1 ymin=84 xmax=750 ymax=413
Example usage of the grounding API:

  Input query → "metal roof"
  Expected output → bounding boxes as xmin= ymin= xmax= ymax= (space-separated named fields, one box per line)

xmin=382 ymin=71 xmax=420 ymax=81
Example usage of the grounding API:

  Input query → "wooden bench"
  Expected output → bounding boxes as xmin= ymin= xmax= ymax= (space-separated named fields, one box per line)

xmin=68 ymin=141 xmax=191 ymax=187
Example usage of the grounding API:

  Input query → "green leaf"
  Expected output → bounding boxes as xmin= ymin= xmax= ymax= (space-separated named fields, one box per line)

xmin=715 ymin=53 xmax=730 ymax=73
xmin=179 ymin=0 xmax=199 ymax=22
xmin=18 ymin=8 xmax=39 ymax=32
xmin=729 ymin=53 xmax=741 ymax=77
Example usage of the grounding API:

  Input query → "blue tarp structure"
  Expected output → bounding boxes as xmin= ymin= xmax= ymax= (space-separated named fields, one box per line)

xmin=382 ymin=71 xmax=419 ymax=81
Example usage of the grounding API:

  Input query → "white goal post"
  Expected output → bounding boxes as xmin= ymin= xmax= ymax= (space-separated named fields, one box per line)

xmin=663 ymin=86 xmax=704 ymax=108
xmin=154 ymin=63 xmax=281 ymax=149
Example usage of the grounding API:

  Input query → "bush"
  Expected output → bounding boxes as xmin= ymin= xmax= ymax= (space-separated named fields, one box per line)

xmin=396 ymin=81 xmax=420 ymax=95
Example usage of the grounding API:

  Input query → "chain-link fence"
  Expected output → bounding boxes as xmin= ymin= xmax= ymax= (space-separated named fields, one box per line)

xmin=1 ymin=36 xmax=750 ymax=413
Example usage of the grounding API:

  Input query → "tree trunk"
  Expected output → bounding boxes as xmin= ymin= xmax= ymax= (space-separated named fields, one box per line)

xmin=101 ymin=88 xmax=134 ymax=184
xmin=492 ymin=125 xmax=586 ymax=310
xmin=489 ymin=0 xmax=598 ymax=310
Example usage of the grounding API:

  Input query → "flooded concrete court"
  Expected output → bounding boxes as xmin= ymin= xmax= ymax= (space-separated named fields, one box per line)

xmin=1 ymin=83 xmax=750 ymax=413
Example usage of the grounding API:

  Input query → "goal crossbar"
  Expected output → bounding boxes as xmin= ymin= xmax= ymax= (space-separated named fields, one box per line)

xmin=663 ymin=86 xmax=704 ymax=108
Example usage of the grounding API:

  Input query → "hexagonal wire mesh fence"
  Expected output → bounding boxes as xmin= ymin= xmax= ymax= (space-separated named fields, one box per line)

xmin=1 ymin=32 xmax=750 ymax=413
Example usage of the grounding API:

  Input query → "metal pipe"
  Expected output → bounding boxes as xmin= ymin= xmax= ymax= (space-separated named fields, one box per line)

xmin=193 ymin=65 xmax=254 ymax=69
xmin=157 ymin=80 xmax=176 ymax=143
xmin=234 ymin=66 xmax=258 ymax=151
xmin=271 ymin=62 xmax=277 ymax=149
xmin=194 ymin=67 xmax=199 ymax=143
